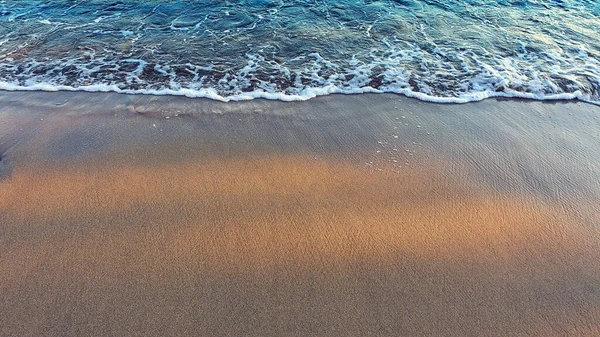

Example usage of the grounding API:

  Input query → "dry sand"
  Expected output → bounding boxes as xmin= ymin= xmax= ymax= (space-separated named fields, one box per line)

xmin=1 ymin=91 xmax=600 ymax=336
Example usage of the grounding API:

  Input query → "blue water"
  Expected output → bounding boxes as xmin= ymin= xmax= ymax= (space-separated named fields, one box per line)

xmin=1 ymin=0 xmax=600 ymax=103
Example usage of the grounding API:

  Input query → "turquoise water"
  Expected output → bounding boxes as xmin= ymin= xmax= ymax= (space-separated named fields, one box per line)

xmin=1 ymin=0 xmax=599 ymax=103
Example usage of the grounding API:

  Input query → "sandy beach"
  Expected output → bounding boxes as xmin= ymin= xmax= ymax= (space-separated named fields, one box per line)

xmin=1 ymin=91 xmax=600 ymax=336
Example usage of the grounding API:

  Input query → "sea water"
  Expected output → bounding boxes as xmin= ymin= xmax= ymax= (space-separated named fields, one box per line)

xmin=0 ymin=0 xmax=599 ymax=103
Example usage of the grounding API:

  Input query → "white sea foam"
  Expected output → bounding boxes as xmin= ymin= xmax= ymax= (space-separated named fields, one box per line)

xmin=1 ymin=45 xmax=598 ymax=104
xmin=0 ymin=80 xmax=594 ymax=105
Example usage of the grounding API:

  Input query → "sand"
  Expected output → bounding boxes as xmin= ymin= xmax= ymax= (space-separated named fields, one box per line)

xmin=1 ymin=91 xmax=600 ymax=336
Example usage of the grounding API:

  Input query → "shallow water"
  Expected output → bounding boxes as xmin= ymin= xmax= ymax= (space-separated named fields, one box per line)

xmin=1 ymin=0 xmax=600 ymax=102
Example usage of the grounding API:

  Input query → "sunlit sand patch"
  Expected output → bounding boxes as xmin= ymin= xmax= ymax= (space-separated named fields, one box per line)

xmin=1 ymin=153 xmax=597 ymax=286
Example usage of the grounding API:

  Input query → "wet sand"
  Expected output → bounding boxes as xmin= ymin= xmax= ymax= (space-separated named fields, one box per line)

xmin=1 ymin=91 xmax=600 ymax=336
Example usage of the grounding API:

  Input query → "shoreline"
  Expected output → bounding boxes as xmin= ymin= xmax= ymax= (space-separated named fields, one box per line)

xmin=1 ymin=90 xmax=600 ymax=336
xmin=1 ymin=84 xmax=599 ymax=106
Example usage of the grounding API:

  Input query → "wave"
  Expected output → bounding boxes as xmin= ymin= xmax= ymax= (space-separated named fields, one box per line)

xmin=1 ymin=49 xmax=598 ymax=105
xmin=0 ymin=78 xmax=593 ymax=105
xmin=1 ymin=0 xmax=600 ymax=105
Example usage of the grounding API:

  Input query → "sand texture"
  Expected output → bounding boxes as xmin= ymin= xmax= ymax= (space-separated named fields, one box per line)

xmin=1 ymin=92 xmax=600 ymax=336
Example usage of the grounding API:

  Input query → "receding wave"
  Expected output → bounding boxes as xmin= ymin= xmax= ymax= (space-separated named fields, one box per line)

xmin=1 ymin=1 xmax=600 ymax=104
